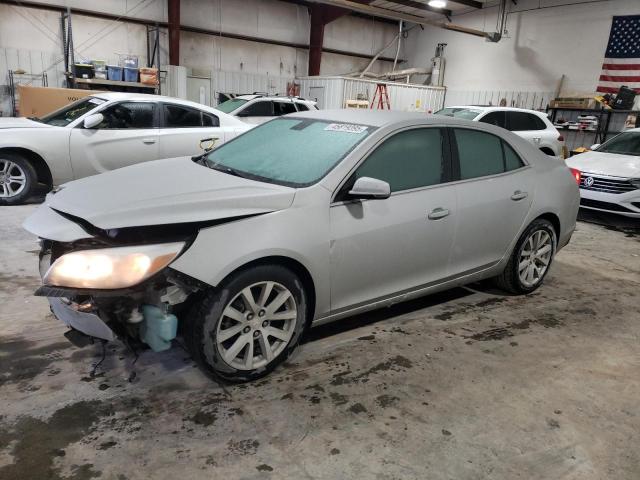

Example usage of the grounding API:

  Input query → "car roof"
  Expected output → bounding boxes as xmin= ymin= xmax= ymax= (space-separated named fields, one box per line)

xmin=446 ymin=105 xmax=548 ymax=116
xmin=90 ymin=92 xmax=212 ymax=109
xmin=235 ymin=94 xmax=316 ymax=103
xmin=89 ymin=92 xmax=244 ymax=123
xmin=286 ymin=109 xmax=492 ymax=128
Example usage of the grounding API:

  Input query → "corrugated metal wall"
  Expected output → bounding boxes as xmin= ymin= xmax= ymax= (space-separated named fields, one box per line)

xmin=297 ymin=76 xmax=446 ymax=113
xmin=444 ymin=89 xmax=555 ymax=111
xmin=211 ymin=71 xmax=294 ymax=105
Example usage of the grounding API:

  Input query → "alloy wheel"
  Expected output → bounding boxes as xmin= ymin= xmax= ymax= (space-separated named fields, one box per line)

xmin=0 ymin=159 xmax=27 ymax=198
xmin=215 ymin=281 xmax=297 ymax=371
xmin=518 ymin=229 xmax=553 ymax=288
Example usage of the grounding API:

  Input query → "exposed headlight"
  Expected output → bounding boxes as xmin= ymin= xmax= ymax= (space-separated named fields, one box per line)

xmin=43 ymin=242 xmax=184 ymax=289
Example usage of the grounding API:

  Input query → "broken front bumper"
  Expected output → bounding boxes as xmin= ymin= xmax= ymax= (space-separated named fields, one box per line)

xmin=48 ymin=297 xmax=116 ymax=341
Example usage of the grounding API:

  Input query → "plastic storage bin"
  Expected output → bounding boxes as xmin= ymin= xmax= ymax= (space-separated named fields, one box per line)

xmin=123 ymin=67 xmax=138 ymax=83
xmin=107 ymin=65 xmax=122 ymax=81
xmin=120 ymin=55 xmax=139 ymax=69
xmin=91 ymin=60 xmax=107 ymax=79
xmin=139 ymin=67 xmax=158 ymax=85
xmin=74 ymin=63 xmax=94 ymax=79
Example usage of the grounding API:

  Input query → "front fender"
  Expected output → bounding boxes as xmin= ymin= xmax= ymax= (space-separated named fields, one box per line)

xmin=169 ymin=204 xmax=331 ymax=320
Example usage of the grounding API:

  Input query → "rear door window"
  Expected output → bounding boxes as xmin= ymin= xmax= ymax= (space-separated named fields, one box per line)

xmin=274 ymin=101 xmax=297 ymax=116
xmin=295 ymin=102 xmax=310 ymax=111
xmin=478 ymin=111 xmax=507 ymax=128
xmin=506 ymin=112 xmax=546 ymax=131
xmin=240 ymin=101 xmax=274 ymax=117
xmin=503 ymin=142 xmax=525 ymax=171
xmin=453 ymin=128 xmax=525 ymax=179
xmin=163 ymin=104 xmax=202 ymax=128
xmin=202 ymin=112 xmax=220 ymax=127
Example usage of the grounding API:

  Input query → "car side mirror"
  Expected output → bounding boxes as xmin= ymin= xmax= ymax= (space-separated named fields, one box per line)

xmin=590 ymin=143 xmax=601 ymax=150
xmin=348 ymin=177 xmax=391 ymax=200
xmin=83 ymin=113 xmax=103 ymax=129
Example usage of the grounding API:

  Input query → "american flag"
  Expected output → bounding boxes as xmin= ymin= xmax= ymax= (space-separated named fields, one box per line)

xmin=597 ymin=15 xmax=640 ymax=94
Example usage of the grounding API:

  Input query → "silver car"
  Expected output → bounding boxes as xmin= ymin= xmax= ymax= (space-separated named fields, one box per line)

xmin=24 ymin=110 xmax=579 ymax=382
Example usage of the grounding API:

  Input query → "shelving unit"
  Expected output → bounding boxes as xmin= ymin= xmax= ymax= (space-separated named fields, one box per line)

xmin=547 ymin=107 xmax=640 ymax=152
xmin=8 ymin=70 xmax=48 ymax=116
xmin=73 ymin=77 xmax=158 ymax=93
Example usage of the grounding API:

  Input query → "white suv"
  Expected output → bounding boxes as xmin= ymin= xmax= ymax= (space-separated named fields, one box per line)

xmin=216 ymin=94 xmax=318 ymax=125
xmin=436 ymin=106 xmax=564 ymax=158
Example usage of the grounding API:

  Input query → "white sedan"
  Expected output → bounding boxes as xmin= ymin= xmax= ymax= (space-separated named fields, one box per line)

xmin=436 ymin=106 xmax=564 ymax=158
xmin=0 ymin=93 xmax=251 ymax=204
xmin=565 ymin=129 xmax=640 ymax=218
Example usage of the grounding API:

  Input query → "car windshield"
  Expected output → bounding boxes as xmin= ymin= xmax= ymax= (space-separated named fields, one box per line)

xmin=596 ymin=131 xmax=640 ymax=156
xmin=38 ymin=97 xmax=105 ymax=126
xmin=435 ymin=107 xmax=482 ymax=120
xmin=216 ymin=98 xmax=249 ymax=114
xmin=205 ymin=118 xmax=374 ymax=186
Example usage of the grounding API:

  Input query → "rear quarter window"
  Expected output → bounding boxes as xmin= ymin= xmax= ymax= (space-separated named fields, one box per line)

xmin=507 ymin=112 xmax=546 ymax=131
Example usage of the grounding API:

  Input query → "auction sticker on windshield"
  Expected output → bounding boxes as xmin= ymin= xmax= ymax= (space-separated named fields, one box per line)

xmin=324 ymin=123 xmax=368 ymax=134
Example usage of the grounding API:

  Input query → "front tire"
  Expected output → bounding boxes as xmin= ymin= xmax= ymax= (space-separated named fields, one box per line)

xmin=495 ymin=219 xmax=557 ymax=294
xmin=0 ymin=153 xmax=37 ymax=205
xmin=185 ymin=264 xmax=308 ymax=383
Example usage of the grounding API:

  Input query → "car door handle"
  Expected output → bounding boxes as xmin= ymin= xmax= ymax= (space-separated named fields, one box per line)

xmin=142 ymin=138 xmax=156 ymax=144
xmin=427 ymin=207 xmax=450 ymax=220
xmin=511 ymin=190 xmax=528 ymax=201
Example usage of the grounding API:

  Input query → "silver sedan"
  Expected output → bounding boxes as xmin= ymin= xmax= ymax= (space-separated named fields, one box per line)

xmin=25 ymin=110 xmax=580 ymax=382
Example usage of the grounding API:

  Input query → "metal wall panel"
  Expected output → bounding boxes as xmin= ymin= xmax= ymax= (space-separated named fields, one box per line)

xmin=296 ymin=76 xmax=345 ymax=109
xmin=211 ymin=70 xmax=294 ymax=105
xmin=445 ymin=89 xmax=556 ymax=111
xmin=297 ymin=76 xmax=446 ymax=112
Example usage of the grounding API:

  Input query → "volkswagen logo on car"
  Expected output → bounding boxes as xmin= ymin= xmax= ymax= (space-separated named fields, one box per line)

xmin=583 ymin=176 xmax=595 ymax=187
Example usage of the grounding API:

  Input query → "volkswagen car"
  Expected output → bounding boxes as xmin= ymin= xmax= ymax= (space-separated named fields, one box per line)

xmin=24 ymin=110 xmax=580 ymax=382
xmin=565 ymin=129 xmax=640 ymax=218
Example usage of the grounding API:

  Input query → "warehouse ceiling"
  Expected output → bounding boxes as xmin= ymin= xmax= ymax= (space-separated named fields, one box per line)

xmin=310 ymin=0 xmax=500 ymax=40
xmin=372 ymin=0 xmax=485 ymax=19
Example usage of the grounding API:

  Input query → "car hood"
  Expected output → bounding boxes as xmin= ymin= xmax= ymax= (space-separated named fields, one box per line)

xmin=566 ymin=151 xmax=640 ymax=178
xmin=0 ymin=117 xmax=53 ymax=129
xmin=32 ymin=156 xmax=295 ymax=232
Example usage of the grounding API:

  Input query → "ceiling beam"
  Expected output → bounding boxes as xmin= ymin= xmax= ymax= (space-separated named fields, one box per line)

xmin=382 ymin=0 xmax=451 ymax=17
xmin=312 ymin=0 xmax=491 ymax=38
xmin=449 ymin=0 xmax=483 ymax=9
xmin=279 ymin=0 xmax=399 ymax=25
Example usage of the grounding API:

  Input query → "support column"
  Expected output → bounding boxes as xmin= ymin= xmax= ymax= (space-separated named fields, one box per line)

xmin=308 ymin=1 xmax=372 ymax=76
xmin=168 ymin=0 xmax=180 ymax=66
xmin=308 ymin=5 xmax=325 ymax=76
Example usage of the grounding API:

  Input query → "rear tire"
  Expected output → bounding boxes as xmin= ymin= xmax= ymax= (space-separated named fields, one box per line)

xmin=0 ymin=153 xmax=37 ymax=205
xmin=495 ymin=219 xmax=557 ymax=294
xmin=185 ymin=264 xmax=308 ymax=383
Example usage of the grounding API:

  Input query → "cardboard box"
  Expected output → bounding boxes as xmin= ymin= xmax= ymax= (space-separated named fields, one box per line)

xmin=17 ymin=85 xmax=102 ymax=118
xmin=550 ymin=97 xmax=596 ymax=109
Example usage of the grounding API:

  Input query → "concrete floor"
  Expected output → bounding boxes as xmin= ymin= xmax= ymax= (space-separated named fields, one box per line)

xmin=1 ymin=204 xmax=639 ymax=480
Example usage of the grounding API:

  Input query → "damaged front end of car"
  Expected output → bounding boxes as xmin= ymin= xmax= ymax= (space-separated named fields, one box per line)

xmin=33 ymin=220 xmax=215 ymax=352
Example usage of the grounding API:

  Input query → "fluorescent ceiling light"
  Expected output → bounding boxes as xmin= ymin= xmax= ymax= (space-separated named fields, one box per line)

xmin=428 ymin=0 xmax=447 ymax=8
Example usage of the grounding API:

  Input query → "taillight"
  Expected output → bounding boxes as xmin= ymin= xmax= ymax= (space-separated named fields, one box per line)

xmin=557 ymin=134 xmax=564 ymax=142
xmin=569 ymin=168 xmax=581 ymax=185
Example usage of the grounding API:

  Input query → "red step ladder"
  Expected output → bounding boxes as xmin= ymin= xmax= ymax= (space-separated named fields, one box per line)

xmin=370 ymin=83 xmax=391 ymax=110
